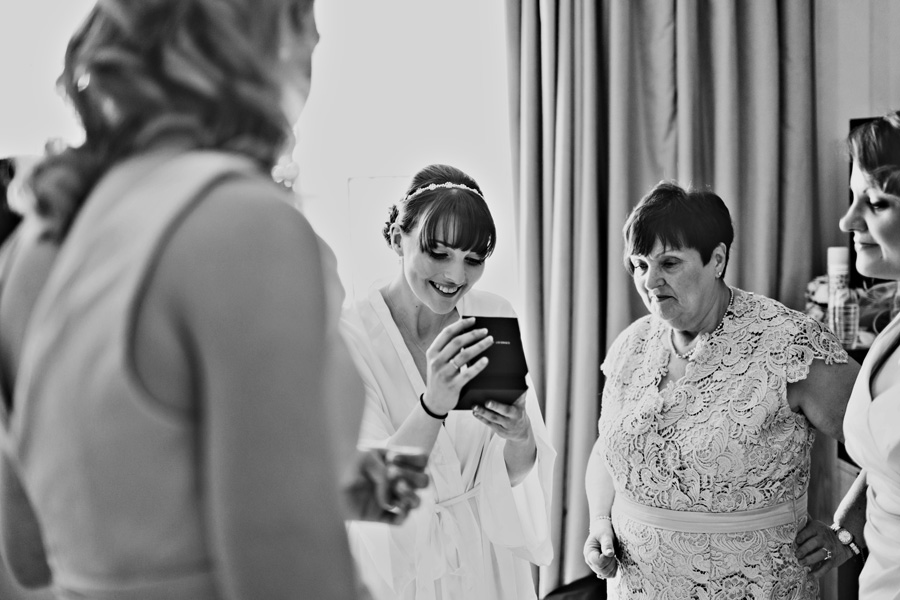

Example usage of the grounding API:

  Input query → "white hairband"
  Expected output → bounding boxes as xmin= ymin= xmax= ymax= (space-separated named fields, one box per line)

xmin=404 ymin=182 xmax=484 ymax=201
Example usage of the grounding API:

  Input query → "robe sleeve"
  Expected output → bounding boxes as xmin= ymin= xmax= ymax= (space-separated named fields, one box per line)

xmin=339 ymin=319 xmax=398 ymax=449
xmin=476 ymin=378 xmax=555 ymax=565
xmin=468 ymin=296 xmax=555 ymax=565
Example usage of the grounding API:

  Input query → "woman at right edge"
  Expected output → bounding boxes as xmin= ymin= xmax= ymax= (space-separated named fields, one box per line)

xmin=799 ymin=110 xmax=900 ymax=600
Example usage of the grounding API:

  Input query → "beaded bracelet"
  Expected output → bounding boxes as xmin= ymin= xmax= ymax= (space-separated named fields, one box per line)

xmin=419 ymin=393 xmax=449 ymax=421
xmin=592 ymin=516 xmax=613 ymax=525
xmin=588 ymin=516 xmax=613 ymax=535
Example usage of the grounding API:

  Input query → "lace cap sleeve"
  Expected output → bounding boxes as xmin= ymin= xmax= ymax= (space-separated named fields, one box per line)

xmin=777 ymin=306 xmax=849 ymax=384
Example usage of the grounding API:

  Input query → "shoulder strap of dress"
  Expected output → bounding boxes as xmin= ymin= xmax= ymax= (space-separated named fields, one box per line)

xmin=10 ymin=151 xmax=259 ymax=414
xmin=65 ymin=150 xmax=258 ymax=242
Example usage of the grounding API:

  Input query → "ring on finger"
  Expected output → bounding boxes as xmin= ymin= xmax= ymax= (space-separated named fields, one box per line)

xmin=823 ymin=548 xmax=832 ymax=561
xmin=449 ymin=358 xmax=461 ymax=371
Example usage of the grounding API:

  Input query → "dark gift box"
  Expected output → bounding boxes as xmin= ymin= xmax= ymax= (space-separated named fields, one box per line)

xmin=455 ymin=316 xmax=529 ymax=410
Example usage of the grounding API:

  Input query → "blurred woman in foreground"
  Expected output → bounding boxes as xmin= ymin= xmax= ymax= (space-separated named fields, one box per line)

xmin=0 ymin=2 xmax=424 ymax=598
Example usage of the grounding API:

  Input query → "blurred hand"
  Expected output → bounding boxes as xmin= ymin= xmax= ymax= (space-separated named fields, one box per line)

xmin=342 ymin=447 xmax=429 ymax=525
xmin=584 ymin=518 xmax=618 ymax=579
xmin=473 ymin=394 xmax=531 ymax=443
xmin=795 ymin=518 xmax=852 ymax=578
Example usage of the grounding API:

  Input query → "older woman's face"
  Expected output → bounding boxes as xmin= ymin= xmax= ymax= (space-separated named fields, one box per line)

xmin=840 ymin=161 xmax=900 ymax=280
xmin=629 ymin=239 xmax=726 ymax=333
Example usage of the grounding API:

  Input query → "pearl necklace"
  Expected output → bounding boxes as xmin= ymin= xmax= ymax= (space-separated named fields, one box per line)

xmin=668 ymin=287 xmax=734 ymax=361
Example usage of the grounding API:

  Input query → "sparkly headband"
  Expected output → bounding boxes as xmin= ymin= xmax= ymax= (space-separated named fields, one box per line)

xmin=404 ymin=182 xmax=484 ymax=201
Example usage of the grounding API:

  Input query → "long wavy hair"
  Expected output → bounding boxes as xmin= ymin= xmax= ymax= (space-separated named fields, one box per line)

xmin=31 ymin=0 xmax=313 ymax=239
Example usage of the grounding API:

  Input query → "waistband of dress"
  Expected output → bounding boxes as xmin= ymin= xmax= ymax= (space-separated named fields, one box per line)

xmin=613 ymin=492 xmax=808 ymax=534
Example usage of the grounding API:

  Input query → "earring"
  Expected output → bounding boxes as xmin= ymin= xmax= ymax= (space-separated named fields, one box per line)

xmin=716 ymin=272 xmax=722 ymax=278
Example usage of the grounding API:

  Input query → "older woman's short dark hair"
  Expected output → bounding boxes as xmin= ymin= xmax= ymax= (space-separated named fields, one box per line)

xmin=848 ymin=110 xmax=900 ymax=196
xmin=623 ymin=181 xmax=734 ymax=276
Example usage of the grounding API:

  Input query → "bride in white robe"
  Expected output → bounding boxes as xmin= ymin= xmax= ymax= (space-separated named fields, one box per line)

xmin=341 ymin=164 xmax=555 ymax=600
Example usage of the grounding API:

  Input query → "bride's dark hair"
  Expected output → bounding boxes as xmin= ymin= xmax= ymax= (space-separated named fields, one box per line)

xmin=382 ymin=164 xmax=496 ymax=258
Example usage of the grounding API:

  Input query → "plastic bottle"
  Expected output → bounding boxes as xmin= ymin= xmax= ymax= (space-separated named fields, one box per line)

xmin=827 ymin=246 xmax=859 ymax=348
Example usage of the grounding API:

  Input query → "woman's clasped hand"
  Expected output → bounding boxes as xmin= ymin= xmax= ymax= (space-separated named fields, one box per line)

xmin=344 ymin=447 xmax=430 ymax=525
xmin=583 ymin=517 xmax=617 ymax=579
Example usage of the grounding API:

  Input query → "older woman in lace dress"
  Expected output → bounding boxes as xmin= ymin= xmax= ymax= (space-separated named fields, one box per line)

xmin=583 ymin=182 xmax=861 ymax=599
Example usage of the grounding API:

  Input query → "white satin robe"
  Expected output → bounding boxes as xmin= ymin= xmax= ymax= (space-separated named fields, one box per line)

xmin=341 ymin=287 xmax=555 ymax=600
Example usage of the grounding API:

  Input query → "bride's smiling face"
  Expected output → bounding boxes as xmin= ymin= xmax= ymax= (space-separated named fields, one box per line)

xmin=392 ymin=220 xmax=486 ymax=315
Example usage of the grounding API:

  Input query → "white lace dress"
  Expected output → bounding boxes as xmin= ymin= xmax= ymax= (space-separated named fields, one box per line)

xmin=598 ymin=288 xmax=847 ymax=600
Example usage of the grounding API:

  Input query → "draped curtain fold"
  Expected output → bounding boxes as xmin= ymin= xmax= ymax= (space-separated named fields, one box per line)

xmin=505 ymin=1 xmax=818 ymax=595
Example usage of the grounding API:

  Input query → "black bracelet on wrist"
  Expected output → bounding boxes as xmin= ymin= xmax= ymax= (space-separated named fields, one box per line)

xmin=419 ymin=393 xmax=448 ymax=421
